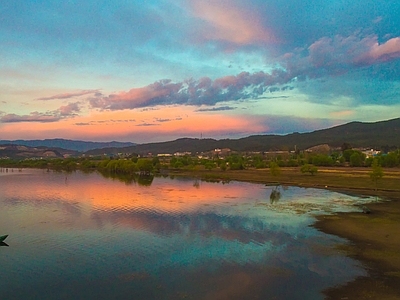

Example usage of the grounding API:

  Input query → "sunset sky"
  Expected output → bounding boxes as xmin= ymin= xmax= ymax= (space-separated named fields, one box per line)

xmin=1 ymin=1 xmax=400 ymax=143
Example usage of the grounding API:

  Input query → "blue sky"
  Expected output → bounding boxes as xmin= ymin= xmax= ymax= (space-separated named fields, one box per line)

xmin=1 ymin=0 xmax=400 ymax=142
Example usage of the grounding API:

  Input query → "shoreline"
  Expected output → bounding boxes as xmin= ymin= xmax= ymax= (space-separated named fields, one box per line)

xmin=170 ymin=167 xmax=400 ymax=299
xmin=315 ymin=199 xmax=400 ymax=299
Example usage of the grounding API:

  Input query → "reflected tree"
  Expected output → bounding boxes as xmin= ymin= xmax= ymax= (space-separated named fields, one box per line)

xmin=137 ymin=174 xmax=154 ymax=186
xmin=193 ymin=179 xmax=200 ymax=188
xmin=270 ymin=185 xmax=282 ymax=204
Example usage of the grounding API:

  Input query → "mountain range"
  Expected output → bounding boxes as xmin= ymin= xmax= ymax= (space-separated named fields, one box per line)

xmin=1 ymin=118 xmax=400 ymax=157
xmin=0 ymin=139 xmax=135 ymax=152
xmin=85 ymin=117 xmax=400 ymax=155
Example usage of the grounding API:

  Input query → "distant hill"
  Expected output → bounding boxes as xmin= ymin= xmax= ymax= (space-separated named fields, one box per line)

xmin=0 ymin=139 xmax=136 ymax=152
xmin=2 ymin=118 xmax=399 ymax=157
xmin=0 ymin=144 xmax=80 ymax=159
xmin=85 ymin=118 xmax=400 ymax=156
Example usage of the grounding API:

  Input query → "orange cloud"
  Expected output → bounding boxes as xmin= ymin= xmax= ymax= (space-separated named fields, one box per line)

xmin=329 ymin=110 xmax=354 ymax=118
xmin=0 ymin=106 xmax=264 ymax=142
xmin=188 ymin=0 xmax=276 ymax=46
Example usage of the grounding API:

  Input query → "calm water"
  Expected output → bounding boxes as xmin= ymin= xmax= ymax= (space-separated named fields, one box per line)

xmin=0 ymin=169 xmax=377 ymax=300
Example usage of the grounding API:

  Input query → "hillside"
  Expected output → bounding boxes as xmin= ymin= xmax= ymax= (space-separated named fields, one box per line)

xmin=1 ymin=118 xmax=399 ymax=157
xmin=85 ymin=118 xmax=400 ymax=155
xmin=0 ymin=139 xmax=136 ymax=152
xmin=0 ymin=144 xmax=79 ymax=159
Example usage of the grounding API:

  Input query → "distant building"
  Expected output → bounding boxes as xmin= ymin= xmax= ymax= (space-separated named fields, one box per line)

xmin=362 ymin=149 xmax=380 ymax=158
xmin=157 ymin=153 xmax=173 ymax=157
xmin=174 ymin=151 xmax=191 ymax=156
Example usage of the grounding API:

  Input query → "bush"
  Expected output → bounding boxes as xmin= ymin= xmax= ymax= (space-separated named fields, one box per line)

xmin=311 ymin=154 xmax=334 ymax=166
xmin=269 ymin=162 xmax=281 ymax=177
xmin=300 ymin=164 xmax=318 ymax=175
xmin=381 ymin=152 xmax=399 ymax=167
xmin=349 ymin=152 xmax=365 ymax=167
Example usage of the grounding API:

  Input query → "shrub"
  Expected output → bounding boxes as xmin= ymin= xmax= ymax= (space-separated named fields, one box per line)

xmin=300 ymin=164 xmax=318 ymax=175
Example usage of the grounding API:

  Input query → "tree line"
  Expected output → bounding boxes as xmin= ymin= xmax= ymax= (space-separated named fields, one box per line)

xmin=1 ymin=149 xmax=399 ymax=174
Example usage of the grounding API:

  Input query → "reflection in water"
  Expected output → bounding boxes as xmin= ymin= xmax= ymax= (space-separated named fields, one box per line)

xmin=137 ymin=174 xmax=154 ymax=186
xmin=270 ymin=185 xmax=282 ymax=204
xmin=0 ymin=169 xmax=378 ymax=299
xmin=98 ymin=170 xmax=155 ymax=186
xmin=193 ymin=179 xmax=200 ymax=188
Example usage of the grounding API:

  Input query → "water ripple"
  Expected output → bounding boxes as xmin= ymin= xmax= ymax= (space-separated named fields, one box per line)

xmin=0 ymin=170 xmax=375 ymax=300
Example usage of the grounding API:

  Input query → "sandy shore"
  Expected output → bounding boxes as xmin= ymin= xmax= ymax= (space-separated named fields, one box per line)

xmin=170 ymin=167 xmax=400 ymax=299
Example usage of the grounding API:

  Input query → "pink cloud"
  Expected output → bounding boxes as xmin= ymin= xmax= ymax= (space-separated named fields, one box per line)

xmin=0 ymin=102 xmax=81 ymax=123
xmin=361 ymin=37 xmax=400 ymax=64
xmin=283 ymin=34 xmax=400 ymax=79
xmin=308 ymin=35 xmax=400 ymax=67
xmin=88 ymin=71 xmax=292 ymax=110
xmin=90 ymin=81 xmax=183 ymax=110
xmin=188 ymin=0 xmax=276 ymax=46
xmin=58 ymin=102 xmax=80 ymax=116
xmin=213 ymin=75 xmax=238 ymax=89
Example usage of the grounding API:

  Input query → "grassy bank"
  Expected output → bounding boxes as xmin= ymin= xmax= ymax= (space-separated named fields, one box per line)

xmin=170 ymin=167 xmax=400 ymax=299
xmin=170 ymin=167 xmax=400 ymax=196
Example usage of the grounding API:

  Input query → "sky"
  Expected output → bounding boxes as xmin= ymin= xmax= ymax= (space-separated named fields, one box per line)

xmin=1 ymin=0 xmax=400 ymax=143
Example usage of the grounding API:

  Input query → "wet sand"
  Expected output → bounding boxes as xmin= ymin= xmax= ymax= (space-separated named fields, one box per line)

xmin=315 ymin=194 xmax=400 ymax=299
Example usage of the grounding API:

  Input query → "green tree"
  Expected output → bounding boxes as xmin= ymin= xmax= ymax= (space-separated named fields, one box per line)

xmin=343 ymin=149 xmax=355 ymax=162
xmin=349 ymin=152 xmax=365 ymax=167
xmin=381 ymin=152 xmax=399 ymax=167
xmin=312 ymin=154 xmax=334 ymax=166
xmin=370 ymin=159 xmax=383 ymax=190
xmin=137 ymin=158 xmax=153 ymax=174
xmin=269 ymin=162 xmax=281 ymax=177
xmin=300 ymin=164 xmax=318 ymax=175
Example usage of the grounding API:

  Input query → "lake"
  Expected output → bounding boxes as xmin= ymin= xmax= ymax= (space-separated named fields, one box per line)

xmin=0 ymin=169 xmax=378 ymax=299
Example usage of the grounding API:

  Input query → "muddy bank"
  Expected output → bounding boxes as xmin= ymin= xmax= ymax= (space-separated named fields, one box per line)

xmin=315 ymin=198 xmax=400 ymax=299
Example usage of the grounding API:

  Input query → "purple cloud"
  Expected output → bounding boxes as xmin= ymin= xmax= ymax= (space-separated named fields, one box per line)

xmin=86 ymin=33 xmax=400 ymax=111
xmin=89 ymin=70 xmax=290 ymax=110
xmin=196 ymin=106 xmax=236 ymax=112
xmin=0 ymin=112 xmax=60 ymax=123
xmin=37 ymin=90 xmax=99 ymax=100
xmin=59 ymin=102 xmax=80 ymax=116
xmin=0 ymin=102 xmax=81 ymax=123
xmin=136 ymin=123 xmax=160 ymax=127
